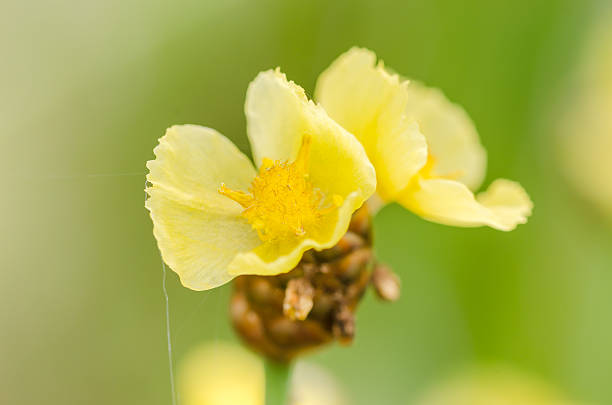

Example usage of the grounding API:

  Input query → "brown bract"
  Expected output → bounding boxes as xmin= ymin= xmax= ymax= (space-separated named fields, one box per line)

xmin=230 ymin=204 xmax=399 ymax=362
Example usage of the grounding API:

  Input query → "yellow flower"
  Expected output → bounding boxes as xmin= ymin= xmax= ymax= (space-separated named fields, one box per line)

xmin=558 ymin=10 xmax=612 ymax=219
xmin=146 ymin=69 xmax=375 ymax=290
xmin=416 ymin=367 xmax=584 ymax=405
xmin=316 ymin=48 xmax=532 ymax=231
xmin=179 ymin=342 xmax=265 ymax=405
xmin=178 ymin=342 xmax=346 ymax=405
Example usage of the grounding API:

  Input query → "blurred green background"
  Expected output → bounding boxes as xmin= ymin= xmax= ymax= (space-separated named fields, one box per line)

xmin=3 ymin=0 xmax=612 ymax=404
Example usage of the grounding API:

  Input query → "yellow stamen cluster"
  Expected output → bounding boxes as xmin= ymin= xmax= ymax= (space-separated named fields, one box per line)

xmin=219 ymin=136 xmax=342 ymax=242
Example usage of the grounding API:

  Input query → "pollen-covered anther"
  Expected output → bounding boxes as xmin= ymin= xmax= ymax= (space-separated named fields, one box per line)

xmin=219 ymin=135 xmax=343 ymax=242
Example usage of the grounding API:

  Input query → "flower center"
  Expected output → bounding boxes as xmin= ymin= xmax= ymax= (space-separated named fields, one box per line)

xmin=219 ymin=136 xmax=342 ymax=242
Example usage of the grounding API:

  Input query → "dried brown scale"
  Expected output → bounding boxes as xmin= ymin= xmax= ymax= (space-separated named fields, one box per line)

xmin=283 ymin=278 xmax=314 ymax=321
xmin=372 ymin=263 xmax=401 ymax=302
xmin=230 ymin=204 xmax=400 ymax=363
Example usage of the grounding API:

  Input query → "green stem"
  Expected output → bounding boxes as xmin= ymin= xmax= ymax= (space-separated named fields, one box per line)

xmin=265 ymin=360 xmax=292 ymax=405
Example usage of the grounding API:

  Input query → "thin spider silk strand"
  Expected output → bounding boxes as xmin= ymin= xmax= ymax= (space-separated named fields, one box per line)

xmin=146 ymin=176 xmax=177 ymax=405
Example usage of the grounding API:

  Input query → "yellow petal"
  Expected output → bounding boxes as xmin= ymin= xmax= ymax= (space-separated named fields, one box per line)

xmin=399 ymin=178 xmax=533 ymax=231
xmin=236 ymin=69 xmax=376 ymax=276
xmin=178 ymin=342 xmax=264 ymax=405
xmin=404 ymin=81 xmax=487 ymax=190
xmin=314 ymin=47 xmax=428 ymax=199
xmin=146 ymin=125 xmax=260 ymax=290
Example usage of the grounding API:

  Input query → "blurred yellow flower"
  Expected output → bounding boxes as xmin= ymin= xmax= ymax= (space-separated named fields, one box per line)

xmin=146 ymin=69 xmax=375 ymax=290
xmin=415 ymin=368 xmax=583 ymax=405
xmin=179 ymin=342 xmax=265 ymax=405
xmin=558 ymin=10 xmax=612 ymax=219
xmin=178 ymin=342 xmax=346 ymax=405
xmin=289 ymin=362 xmax=347 ymax=405
xmin=316 ymin=48 xmax=532 ymax=231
